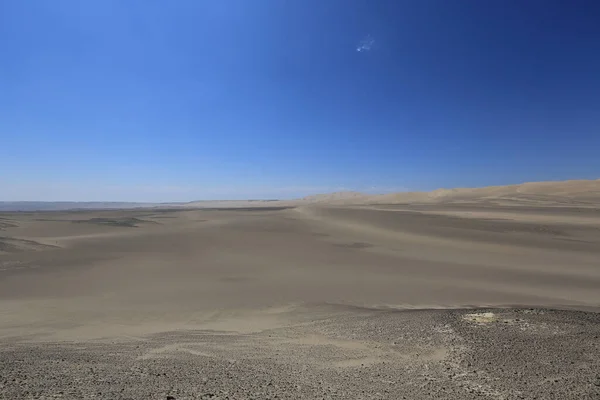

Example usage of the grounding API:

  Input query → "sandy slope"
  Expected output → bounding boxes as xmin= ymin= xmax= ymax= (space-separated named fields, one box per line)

xmin=298 ymin=178 xmax=600 ymax=206
xmin=1 ymin=203 xmax=599 ymax=398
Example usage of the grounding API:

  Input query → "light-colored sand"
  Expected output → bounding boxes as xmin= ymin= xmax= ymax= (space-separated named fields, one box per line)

xmin=295 ymin=178 xmax=600 ymax=206
xmin=1 ymin=202 xmax=599 ymax=341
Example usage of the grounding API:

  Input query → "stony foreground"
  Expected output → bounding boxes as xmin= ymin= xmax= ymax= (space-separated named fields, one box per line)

xmin=2 ymin=307 xmax=599 ymax=399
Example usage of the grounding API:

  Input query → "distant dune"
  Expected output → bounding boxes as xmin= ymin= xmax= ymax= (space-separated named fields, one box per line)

xmin=1 ymin=179 xmax=599 ymax=211
xmin=300 ymin=191 xmax=372 ymax=203
xmin=299 ymin=179 xmax=600 ymax=207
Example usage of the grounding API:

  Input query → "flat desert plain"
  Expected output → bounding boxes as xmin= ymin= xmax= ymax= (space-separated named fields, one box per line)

xmin=1 ymin=192 xmax=600 ymax=398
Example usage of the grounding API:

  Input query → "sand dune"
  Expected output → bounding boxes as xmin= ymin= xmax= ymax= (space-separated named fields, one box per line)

xmin=2 ymin=178 xmax=599 ymax=212
xmin=299 ymin=178 xmax=600 ymax=206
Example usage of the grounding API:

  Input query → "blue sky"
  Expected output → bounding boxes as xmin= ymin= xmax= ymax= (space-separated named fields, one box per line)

xmin=1 ymin=0 xmax=599 ymax=201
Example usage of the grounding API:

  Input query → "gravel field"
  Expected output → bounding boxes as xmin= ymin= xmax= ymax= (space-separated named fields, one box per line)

xmin=2 ymin=307 xmax=599 ymax=399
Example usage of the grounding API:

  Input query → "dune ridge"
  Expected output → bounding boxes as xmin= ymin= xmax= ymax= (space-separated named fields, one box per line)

xmin=2 ymin=179 xmax=599 ymax=211
xmin=299 ymin=178 xmax=600 ymax=206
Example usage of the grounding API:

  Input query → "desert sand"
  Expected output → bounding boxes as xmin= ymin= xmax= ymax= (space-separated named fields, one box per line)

xmin=1 ymin=180 xmax=600 ymax=399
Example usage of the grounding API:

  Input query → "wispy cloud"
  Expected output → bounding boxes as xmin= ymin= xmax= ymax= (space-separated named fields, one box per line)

xmin=356 ymin=35 xmax=374 ymax=52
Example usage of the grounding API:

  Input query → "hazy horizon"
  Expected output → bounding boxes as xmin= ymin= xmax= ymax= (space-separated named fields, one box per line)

xmin=1 ymin=178 xmax=598 ymax=204
xmin=0 ymin=183 xmax=411 ymax=202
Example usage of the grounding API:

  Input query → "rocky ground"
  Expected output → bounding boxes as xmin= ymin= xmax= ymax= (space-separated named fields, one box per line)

xmin=2 ymin=307 xmax=599 ymax=400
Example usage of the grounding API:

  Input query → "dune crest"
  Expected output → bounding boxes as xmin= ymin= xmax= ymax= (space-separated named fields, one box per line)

xmin=300 ymin=179 xmax=600 ymax=206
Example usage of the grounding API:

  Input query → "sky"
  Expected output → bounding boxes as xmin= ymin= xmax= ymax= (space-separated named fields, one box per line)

xmin=1 ymin=0 xmax=600 ymax=201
